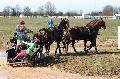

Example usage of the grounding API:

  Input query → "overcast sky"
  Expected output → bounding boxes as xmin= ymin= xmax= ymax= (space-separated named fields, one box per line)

xmin=0 ymin=0 xmax=119 ymax=13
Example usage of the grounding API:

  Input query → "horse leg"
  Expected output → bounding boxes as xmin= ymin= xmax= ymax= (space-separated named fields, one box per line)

xmin=91 ymin=39 xmax=98 ymax=52
xmin=63 ymin=44 xmax=69 ymax=53
xmin=66 ymin=43 xmax=69 ymax=52
xmin=86 ymin=42 xmax=92 ymax=53
xmin=87 ymin=39 xmax=98 ymax=52
xmin=55 ymin=43 xmax=59 ymax=56
xmin=72 ymin=40 xmax=77 ymax=53
xmin=94 ymin=39 xmax=98 ymax=52
xmin=62 ymin=41 xmax=67 ymax=53
xmin=95 ymin=46 xmax=98 ymax=52
xmin=58 ymin=42 xmax=62 ymax=55
xmin=84 ymin=40 xmax=87 ymax=51
xmin=45 ymin=45 xmax=49 ymax=55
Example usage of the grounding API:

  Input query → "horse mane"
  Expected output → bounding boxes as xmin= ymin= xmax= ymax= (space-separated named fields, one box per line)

xmin=86 ymin=19 xmax=99 ymax=27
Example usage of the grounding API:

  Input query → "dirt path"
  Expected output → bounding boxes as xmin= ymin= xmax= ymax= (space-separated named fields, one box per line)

xmin=0 ymin=45 xmax=119 ymax=79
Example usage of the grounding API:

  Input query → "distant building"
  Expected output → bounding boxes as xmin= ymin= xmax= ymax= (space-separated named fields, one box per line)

xmin=114 ymin=14 xmax=120 ymax=19
xmin=81 ymin=14 xmax=90 ymax=19
xmin=73 ymin=14 xmax=90 ymax=19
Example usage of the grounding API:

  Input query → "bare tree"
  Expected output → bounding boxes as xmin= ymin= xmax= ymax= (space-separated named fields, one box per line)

xmin=102 ymin=5 xmax=114 ymax=16
xmin=3 ymin=6 xmax=12 ymax=16
xmin=91 ymin=11 xmax=99 ymax=16
xmin=23 ymin=6 xmax=32 ymax=17
xmin=11 ymin=8 xmax=16 ymax=16
xmin=37 ymin=6 xmax=44 ymax=16
xmin=64 ymin=11 xmax=79 ymax=16
xmin=114 ymin=7 xmax=120 ymax=14
xmin=15 ymin=5 xmax=21 ymax=16
xmin=33 ymin=11 xmax=38 ymax=18
xmin=44 ymin=1 xmax=56 ymax=16
xmin=56 ymin=11 xmax=63 ymax=16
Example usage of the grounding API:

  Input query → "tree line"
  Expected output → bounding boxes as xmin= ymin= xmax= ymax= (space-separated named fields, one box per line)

xmin=0 ymin=1 xmax=120 ymax=17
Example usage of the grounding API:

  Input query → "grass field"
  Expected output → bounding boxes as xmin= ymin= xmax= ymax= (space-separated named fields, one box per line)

xmin=0 ymin=17 xmax=120 ymax=77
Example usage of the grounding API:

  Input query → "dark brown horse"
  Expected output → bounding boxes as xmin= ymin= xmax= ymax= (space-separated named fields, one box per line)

xmin=37 ymin=27 xmax=63 ymax=56
xmin=62 ymin=18 xmax=106 ymax=53
xmin=37 ymin=18 xmax=69 ymax=55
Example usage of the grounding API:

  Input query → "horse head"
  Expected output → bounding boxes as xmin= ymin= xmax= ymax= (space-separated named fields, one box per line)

xmin=94 ymin=18 xmax=106 ymax=29
xmin=33 ymin=29 xmax=48 ymax=46
xmin=58 ymin=18 xmax=69 ymax=30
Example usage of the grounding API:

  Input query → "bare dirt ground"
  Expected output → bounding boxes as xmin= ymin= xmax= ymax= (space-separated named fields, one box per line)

xmin=0 ymin=39 xmax=119 ymax=79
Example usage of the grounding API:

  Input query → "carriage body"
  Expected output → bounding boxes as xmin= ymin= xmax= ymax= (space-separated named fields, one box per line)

xmin=6 ymin=32 xmax=45 ymax=66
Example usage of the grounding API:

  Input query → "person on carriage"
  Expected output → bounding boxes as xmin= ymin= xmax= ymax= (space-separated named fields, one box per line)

xmin=13 ymin=36 xmax=43 ymax=61
xmin=47 ymin=18 xmax=54 ymax=30
xmin=15 ymin=20 xmax=32 ymax=53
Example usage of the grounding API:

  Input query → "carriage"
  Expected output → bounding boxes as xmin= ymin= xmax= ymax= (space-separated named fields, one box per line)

xmin=6 ymin=31 xmax=45 ymax=66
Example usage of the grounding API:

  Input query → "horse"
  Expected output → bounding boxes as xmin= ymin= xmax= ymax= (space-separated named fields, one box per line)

xmin=38 ymin=18 xmax=69 ymax=55
xmin=37 ymin=27 xmax=62 ymax=56
xmin=62 ymin=18 xmax=106 ymax=53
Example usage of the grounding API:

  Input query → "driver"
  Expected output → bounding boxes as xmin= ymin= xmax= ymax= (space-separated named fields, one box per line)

xmin=47 ymin=19 xmax=54 ymax=30
xmin=15 ymin=20 xmax=31 ymax=53
xmin=13 ymin=37 xmax=42 ymax=61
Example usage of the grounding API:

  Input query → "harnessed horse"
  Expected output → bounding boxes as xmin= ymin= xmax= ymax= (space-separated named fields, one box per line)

xmin=62 ymin=18 xmax=106 ymax=53
xmin=37 ymin=19 xmax=69 ymax=55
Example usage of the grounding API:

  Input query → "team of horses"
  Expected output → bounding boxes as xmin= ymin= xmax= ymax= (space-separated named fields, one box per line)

xmin=34 ymin=18 xmax=106 ymax=55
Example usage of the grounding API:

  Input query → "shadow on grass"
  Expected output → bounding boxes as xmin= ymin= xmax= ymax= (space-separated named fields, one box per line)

xmin=8 ymin=55 xmax=67 ymax=67
xmin=10 ymin=49 xmax=120 ymax=67
xmin=34 ymin=49 xmax=120 ymax=67
xmin=60 ymin=49 xmax=120 ymax=57
xmin=31 ymin=55 xmax=68 ymax=67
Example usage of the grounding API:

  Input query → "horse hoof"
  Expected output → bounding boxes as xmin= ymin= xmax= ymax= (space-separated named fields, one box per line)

xmin=59 ymin=52 xmax=62 ymax=55
xmin=85 ymin=49 xmax=89 ymax=53
xmin=96 ymin=50 xmax=98 ymax=53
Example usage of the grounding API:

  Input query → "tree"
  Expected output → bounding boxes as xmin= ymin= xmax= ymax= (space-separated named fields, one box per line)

xmin=44 ymin=1 xmax=56 ymax=16
xmin=15 ymin=5 xmax=21 ymax=16
xmin=114 ymin=7 xmax=120 ymax=14
xmin=56 ymin=11 xmax=63 ymax=16
xmin=102 ymin=5 xmax=114 ymax=16
xmin=37 ymin=6 xmax=44 ymax=16
xmin=64 ymin=11 xmax=79 ymax=16
xmin=33 ymin=11 xmax=38 ymax=18
xmin=91 ymin=11 xmax=99 ymax=16
xmin=23 ymin=6 xmax=32 ymax=17
xmin=11 ymin=8 xmax=17 ymax=16
xmin=3 ymin=6 xmax=12 ymax=16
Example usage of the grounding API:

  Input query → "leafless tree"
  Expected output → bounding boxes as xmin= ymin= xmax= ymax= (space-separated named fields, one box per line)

xmin=44 ymin=1 xmax=56 ymax=16
xmin=23 ymin=6 xmax=32 ymax=17
xmin=91 ymin=11 xmax=99 ymax=16
xmin=64 ymin=11 xmax=80 ymax=16
xmin=37 ymin=6 xmax=44 ymax=16
xmin=33 ymin=11 xmax=38 ymax=18
xmin=15 ymin=5 xmax=21 ymax=16
xmin=56 ymin=11 xmax=63 ymax=16
xmin=3 ymin=6 xmax=12 ymax=16
xmin=102 ymin=5 xmax=114 ymax=16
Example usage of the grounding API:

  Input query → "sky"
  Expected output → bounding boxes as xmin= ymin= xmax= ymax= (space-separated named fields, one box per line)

xmin=0 ymin=0 xmax=119 ymax=13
